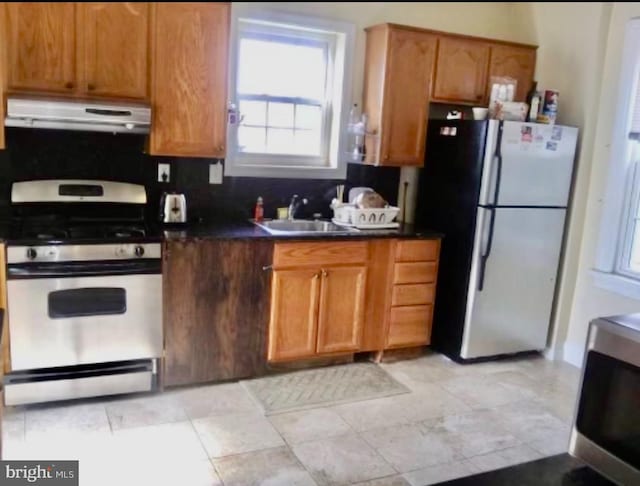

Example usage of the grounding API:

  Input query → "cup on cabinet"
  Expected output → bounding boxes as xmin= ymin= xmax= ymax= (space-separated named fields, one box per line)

xmin=472 ymin=107 xmax=488 ymax=120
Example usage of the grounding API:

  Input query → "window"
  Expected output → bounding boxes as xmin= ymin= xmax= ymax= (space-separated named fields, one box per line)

xmin=225 ymin=6 xmax=355 ymax=178
xmin=593 ymin=18 xmax=640 ymax=298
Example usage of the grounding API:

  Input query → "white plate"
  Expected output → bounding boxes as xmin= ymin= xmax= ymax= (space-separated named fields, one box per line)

xmin=332 ymin=218 xmax=400 ymax=230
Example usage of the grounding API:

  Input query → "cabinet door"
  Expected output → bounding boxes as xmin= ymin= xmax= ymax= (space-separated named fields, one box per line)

xmin=316 ymin=266 xmax=366 ymax=354
xmin=488 ymin=45 xmax=536 ymax=102
xmin=432 ymin=37 xmax=489 ymax=104
xmin=163 ymin=240 xmax=273 ymax=387
xmin=79 ymin=2 xmax=149 ymax=99
xmin=380 ymin=29 xmax=436 ymax=166
xmin=5 ymin=3 xmax=77 ymax=93
xmin=268 ymin=269 xmax=321 ymax=362
xmin=150 ymin=2 xmax=229 ymax=157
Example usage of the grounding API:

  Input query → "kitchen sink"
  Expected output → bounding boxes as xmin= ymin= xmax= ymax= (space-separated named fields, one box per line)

xmin=253 ymin=219 xmax=358 ymax=235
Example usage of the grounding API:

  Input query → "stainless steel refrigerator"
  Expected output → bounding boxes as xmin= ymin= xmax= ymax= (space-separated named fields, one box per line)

xmin=416 ymin=119 xmax=578 ymax=361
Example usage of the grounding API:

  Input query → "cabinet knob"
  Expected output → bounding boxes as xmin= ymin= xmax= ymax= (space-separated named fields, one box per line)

xmin=383 ymin=154 xmax=389 ymax=161
xmin=262 ymin=265 xmax=272 ymax=272
xmin=87 ymin=83 xmax=96 ymax=91
xmin=65 ymin=82 xmax=74 ymax=89
xmin=476 ymin=94 xmax=483 ymax=100
xmin=321 ymin=269 xmax=328 ymax=278
xmin=218 ymin=145 xmax=225 ymax=152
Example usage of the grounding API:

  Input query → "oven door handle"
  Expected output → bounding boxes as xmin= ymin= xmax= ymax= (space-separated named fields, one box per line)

xmin=7 ymin=259 xmax=161 ymax=279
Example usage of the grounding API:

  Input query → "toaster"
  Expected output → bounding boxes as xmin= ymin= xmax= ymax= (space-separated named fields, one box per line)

xmin=159 ymin=192 xmax=187 ymax=223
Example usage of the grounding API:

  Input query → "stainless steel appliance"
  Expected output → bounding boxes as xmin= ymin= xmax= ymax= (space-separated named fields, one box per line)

xmin=159 ymin=192 xmax=187 ymax=223
xmin=4 ymin=180 xmax=162 ymax=405
xmin=569 ymin=314 xmax=640 ymax=485
xmin=4 ymin=96 xmax=151 ymax=133
xmin=416 ymin=120 xmax=578 ymax=360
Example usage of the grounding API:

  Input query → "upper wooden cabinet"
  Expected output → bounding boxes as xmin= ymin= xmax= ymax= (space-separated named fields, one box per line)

xmin=363 ymin=25 xmax=436 ymax=167
xmin=4 ymin=2 xmax=149 ymax=100
xmin=488 ymin=44 xmax=536 ymax=102
xmin=364 ymin=25 xmax=436 ymax=166
xmin=78 ymin=3 xmax=149 ymax=99
xmin=149 ymin=2 xmax=229 ymax=158
xmin=432 ymin=37 xmax=490 ymax=104
xmin=5 ymin=3 xmax=77 ymax=93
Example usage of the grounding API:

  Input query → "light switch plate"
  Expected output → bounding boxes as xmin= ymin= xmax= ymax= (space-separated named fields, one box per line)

xmin=158 ymin=163 xmax=170 ymax=183
xmin=209 ymin=162 xmax=223 ymax=184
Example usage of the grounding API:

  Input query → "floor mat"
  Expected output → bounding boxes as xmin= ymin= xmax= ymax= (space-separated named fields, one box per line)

xmin=241 ymin=362 xmax=410 ymax=415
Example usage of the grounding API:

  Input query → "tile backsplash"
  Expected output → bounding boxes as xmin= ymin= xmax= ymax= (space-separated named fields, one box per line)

xmin=0 ymin=128 xmax=400 ymax=223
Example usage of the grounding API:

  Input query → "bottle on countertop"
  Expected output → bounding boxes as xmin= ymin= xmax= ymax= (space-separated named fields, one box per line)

xmin=254 ymin=197 xmax=264 ymax=221
xmin=526 ymin=81 xmax=541 ymax=123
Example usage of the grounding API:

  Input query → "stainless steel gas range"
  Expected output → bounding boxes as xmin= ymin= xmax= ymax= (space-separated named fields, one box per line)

xmin=4 ymin=180 xmax=163 ymax=405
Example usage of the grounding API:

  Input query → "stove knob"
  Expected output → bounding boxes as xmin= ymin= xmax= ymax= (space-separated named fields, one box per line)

xmin=26 ymin=248 xmax=37 ymax=260
xmin=134 ymin=245 xmax=145 ymax=257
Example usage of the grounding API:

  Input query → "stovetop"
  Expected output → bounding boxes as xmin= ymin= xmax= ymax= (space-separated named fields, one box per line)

xmin=6 ymin=221 xmax=161 ymax=245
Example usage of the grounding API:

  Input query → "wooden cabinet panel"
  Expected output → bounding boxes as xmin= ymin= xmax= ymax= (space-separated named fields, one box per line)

xmin=268 ymin=268 xmax=320 ymax=362
xmin=317 ymin=266 xmax=366 ymax=354
xmin=393 ymin=261 xmax=438 ymax=284
xmin=163 ymin=240 xmax=272 ymax=387
xmin=433 ymin=37 xmax=489 ymax=104
xmin=5 ymin=3 xmax=77 ymax=93
xmin=391 ymin=283 xmax=435 ymax=307
xmin=379 ymin=28 xmax=436 ymax=166
xmin=395 ymin=239 xmax=439 ymax=262
xmin=150 ymin=2 xmax=229 ymax=157
xmin=273 ymin=241 xmax=367 ymax=268
xmin=79 ymin=2 xmax=149 ymax=100
xmin=488 ymin=44 xmax=536 ymax=102
xmin=387 ymin=305 xmax=433 ymax=348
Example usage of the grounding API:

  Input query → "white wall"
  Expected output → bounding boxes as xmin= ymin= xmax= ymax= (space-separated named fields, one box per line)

xmin=558 ymin=3 xmax=640 ymax=366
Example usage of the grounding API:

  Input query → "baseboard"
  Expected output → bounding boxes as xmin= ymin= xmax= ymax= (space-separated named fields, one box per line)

xmin=562 ymin=341 xmax=585 ymax=367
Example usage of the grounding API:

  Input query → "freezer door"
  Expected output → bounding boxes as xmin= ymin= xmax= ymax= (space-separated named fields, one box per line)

xmin=479 ymin=121 xmax=578 ymax=207
xmin=461 ymin=207 xmax=566 ymax=359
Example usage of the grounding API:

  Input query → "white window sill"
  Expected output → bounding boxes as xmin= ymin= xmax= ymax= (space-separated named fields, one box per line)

xmin=225 ymin=163 xmax=346 ymax=180
xmin=590 ymin=269 xmax=640 ymax=300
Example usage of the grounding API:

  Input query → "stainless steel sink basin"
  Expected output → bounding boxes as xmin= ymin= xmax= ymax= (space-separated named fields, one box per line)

xmin=253 ymin=219 xmax=358 ymax=235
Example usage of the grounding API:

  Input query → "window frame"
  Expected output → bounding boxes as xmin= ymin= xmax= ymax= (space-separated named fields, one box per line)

xmin=225 ymin=5 xmax=355 ymax=179
xmin=592 ymin=17 xmax=640 ymax=299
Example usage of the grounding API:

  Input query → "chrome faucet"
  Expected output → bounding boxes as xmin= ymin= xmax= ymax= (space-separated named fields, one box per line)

xmin=288 ymin=194 xmax=308 ymax=220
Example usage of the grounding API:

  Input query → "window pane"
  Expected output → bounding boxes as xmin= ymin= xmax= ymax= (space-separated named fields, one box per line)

xmin=238 ymin=126 xmax=266 ymax=153
xmin=237 ymin=34 xmax=327 ymax=100
xmin=294 ymin=130 xmax=321 ymax=156
xmin=295 ymin=105 xmax=322 ymax=130
xmin=239 ymin=100 xmax=266 ymax=127
xmin=266 ymin=128 xmax=295 ymax=154
xmin=268 ymin=102 xmax=294 ymax=128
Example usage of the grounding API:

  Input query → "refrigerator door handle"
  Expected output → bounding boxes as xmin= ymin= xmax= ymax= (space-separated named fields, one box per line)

xmin=478 ymin=207 xmax=497 ymax=291
xmin=490 ymin=121 xmax=504 ymax=206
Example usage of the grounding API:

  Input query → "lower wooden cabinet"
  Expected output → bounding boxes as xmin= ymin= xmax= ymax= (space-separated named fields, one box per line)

xmin=163 ymin=239 xmax=273 ymax=387
xmin=387 ymin=304 xmax=433 ymax=348
xmin=268 ymin=268 xmax=320 ymax=362
xmin=316 ymin=266 xmax=366 ymax=354
xmin=267 ymin=242 xmax=367 ymax=362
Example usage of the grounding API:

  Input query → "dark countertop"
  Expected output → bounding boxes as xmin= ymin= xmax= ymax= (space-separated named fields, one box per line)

xmin=0 ymin=220 xmax=442 ymax=245
xmin=434 ymin=454 xmax=613 ymax=486
xmin=155 ymin=220 xmax=443 ymax=242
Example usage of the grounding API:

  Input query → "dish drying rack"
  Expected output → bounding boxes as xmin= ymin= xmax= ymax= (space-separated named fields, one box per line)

xmin=331 ymin=202 xmax=400 ymax=229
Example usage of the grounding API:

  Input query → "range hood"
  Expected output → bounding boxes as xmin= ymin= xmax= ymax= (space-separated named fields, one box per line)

xmin=5 ymin=96 xmax=151 ymax=134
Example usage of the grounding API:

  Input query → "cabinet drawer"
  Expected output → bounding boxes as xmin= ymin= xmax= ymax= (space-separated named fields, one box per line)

xmin=391 ymin=283 xmax=435 ymax=306
xmin=387 ymin=305 xmax=433 ymax=348
xmin=395 ymin=239 xmax=439 ymax=262
xmin=274 ymin=241 xmax=368 ymax=268
xmin=393 ymin=262 xmax=437 ymax=284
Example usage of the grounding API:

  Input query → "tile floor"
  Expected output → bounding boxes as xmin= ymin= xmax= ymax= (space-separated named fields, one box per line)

xmin=2 ymin=352 xmax=581 ymax=486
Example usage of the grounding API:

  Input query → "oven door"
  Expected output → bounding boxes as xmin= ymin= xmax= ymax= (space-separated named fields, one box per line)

xmin=7 ymin=272 xmax=162 ymax=370
xmin=570 ymin=317 xmax=640 ymax=485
